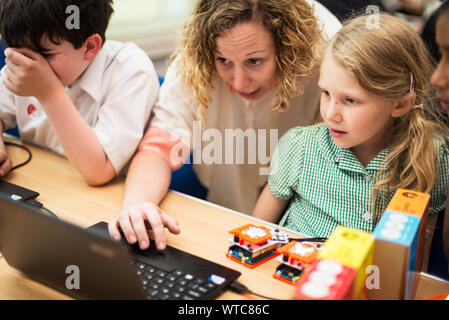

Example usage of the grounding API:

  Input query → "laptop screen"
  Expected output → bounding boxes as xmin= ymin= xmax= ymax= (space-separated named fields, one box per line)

xmin=0 ymin=194 xmax=240 ymax=300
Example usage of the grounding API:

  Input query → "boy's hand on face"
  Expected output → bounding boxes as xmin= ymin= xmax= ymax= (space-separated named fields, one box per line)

xmin=3 ymin=47 xmax=64 ymax=101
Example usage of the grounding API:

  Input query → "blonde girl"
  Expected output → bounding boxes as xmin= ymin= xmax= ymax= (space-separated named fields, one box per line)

xmin=253 ymin=13 xmax=449 ymax=237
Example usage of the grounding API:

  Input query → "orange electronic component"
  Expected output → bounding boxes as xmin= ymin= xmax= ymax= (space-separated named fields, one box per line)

xmin=229 ymin=224 xmax=272 ymax=245
xmin=273 ymin=241 xmax=320 ymax=285
xmin=277 ymin=241 xmax=318 ymax=264
xmin=226 ymin=224 xmax=290 ymax=269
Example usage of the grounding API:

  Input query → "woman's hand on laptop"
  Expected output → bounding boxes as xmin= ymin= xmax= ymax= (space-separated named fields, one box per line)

xmin=108 ymin=202 xmax=180 ymax=251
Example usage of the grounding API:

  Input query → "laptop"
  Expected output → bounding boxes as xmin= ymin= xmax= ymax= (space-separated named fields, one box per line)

xmin=0 ymin=194 xmax=241 ymax=300
xmin=0 ymin=180 xmax=39 ymax=201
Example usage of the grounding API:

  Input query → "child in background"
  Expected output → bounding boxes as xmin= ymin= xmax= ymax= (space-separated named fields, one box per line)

xmin=0 ymin=0 xmax=159 ymax=185
xmin=253 ymin=13 xmax=449 ymax=238
xmin=430 ymin=3 xmax=449 ymax=262
xmin=431 ymin=2 xmax=449 ymax=113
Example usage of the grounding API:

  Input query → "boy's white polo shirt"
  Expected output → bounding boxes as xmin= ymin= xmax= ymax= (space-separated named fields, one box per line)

xmin=0 ymin=40 xmax=160 ymax=173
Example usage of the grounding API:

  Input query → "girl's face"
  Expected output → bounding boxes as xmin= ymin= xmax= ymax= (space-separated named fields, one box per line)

xmin=214 ymin=21 xmax=278 ymax=101
xmin=319 ymin=51 xmax=400 ymax=164
xmin=431 ymin=13 xmax=449 ymax=113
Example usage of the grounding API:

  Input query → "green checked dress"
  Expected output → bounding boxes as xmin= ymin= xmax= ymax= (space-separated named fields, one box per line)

xmin=268 ymin=123 xmax=449 ymax=238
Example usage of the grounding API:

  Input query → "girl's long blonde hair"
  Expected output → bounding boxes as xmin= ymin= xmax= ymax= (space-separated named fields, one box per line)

xmin=327 ymin=13 xmax=449 ymax=216
xmin=173 ymin=0 xmax=323 ymax=122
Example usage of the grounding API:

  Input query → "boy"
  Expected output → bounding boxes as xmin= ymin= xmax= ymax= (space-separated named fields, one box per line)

xmin=0 ymin=0 xmax=159 ymax=185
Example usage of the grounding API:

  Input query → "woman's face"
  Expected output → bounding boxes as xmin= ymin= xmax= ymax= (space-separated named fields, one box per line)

xmin=214 ymin=21 xmax=278 ymax=100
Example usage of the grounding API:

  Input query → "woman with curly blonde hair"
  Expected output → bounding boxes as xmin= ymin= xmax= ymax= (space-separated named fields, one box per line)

xmin=109 ymin=0 xmax=341 ymax=250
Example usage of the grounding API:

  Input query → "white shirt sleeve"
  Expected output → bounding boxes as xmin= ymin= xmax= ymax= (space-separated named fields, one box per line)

xmin=147 ymin=57 xmax=199 ymax=150
xmin=308 ymin=0 xmax=342 ymax=40
xmin=93 ymin=47 xmax=160 ymax=173
xmin=0 ymin=67 xmax=18 ymax=130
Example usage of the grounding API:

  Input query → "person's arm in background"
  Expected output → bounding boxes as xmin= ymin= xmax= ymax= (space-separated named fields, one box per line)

xmin=252 ymin=184 xmax=288 ymax=223
xmin=108 ymin=149 xmax=180 ymax=251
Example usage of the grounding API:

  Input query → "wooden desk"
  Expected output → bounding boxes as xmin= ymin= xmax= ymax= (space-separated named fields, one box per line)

xmin=4 ymin=138 xmax=449 ymax=300
xmin=0 ymin=138 xmax=300 ymax=300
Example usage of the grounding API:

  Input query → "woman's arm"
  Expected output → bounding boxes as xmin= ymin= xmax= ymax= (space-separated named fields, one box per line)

xmin=108 ymin=149 xmax=180 ymax=250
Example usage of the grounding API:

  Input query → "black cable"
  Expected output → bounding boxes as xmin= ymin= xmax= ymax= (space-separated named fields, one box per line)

xmin=25 ymin=199 xmax=59 ymax=220
xmin=4 ymin=141 xmax=32 ymax=171
xmin=5 ymin=142 xmax=58 ymax=219
xmin=41 ymin=206 xmax=59 ymax=220
xmin=289 ymin=237 xmax=328 ymax=243
xmin=230 ymin=281 xmax=279 ymax=300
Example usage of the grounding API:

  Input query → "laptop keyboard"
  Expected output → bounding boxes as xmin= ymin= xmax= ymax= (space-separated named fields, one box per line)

xmin=132 ymin=258 xmax=218 ymax=300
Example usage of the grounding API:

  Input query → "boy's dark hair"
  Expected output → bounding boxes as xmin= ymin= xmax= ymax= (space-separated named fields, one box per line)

xmin=0 ymin=0 xmax=114 ymax=52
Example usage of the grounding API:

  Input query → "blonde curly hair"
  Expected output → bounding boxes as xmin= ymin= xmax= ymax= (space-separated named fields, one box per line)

xmin=172 ymin=0 xmax=323 ymax=122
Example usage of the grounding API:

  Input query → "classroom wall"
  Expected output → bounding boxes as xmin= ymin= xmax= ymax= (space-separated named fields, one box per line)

xmin=107 ymin=0 xmax=196 ymax=75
